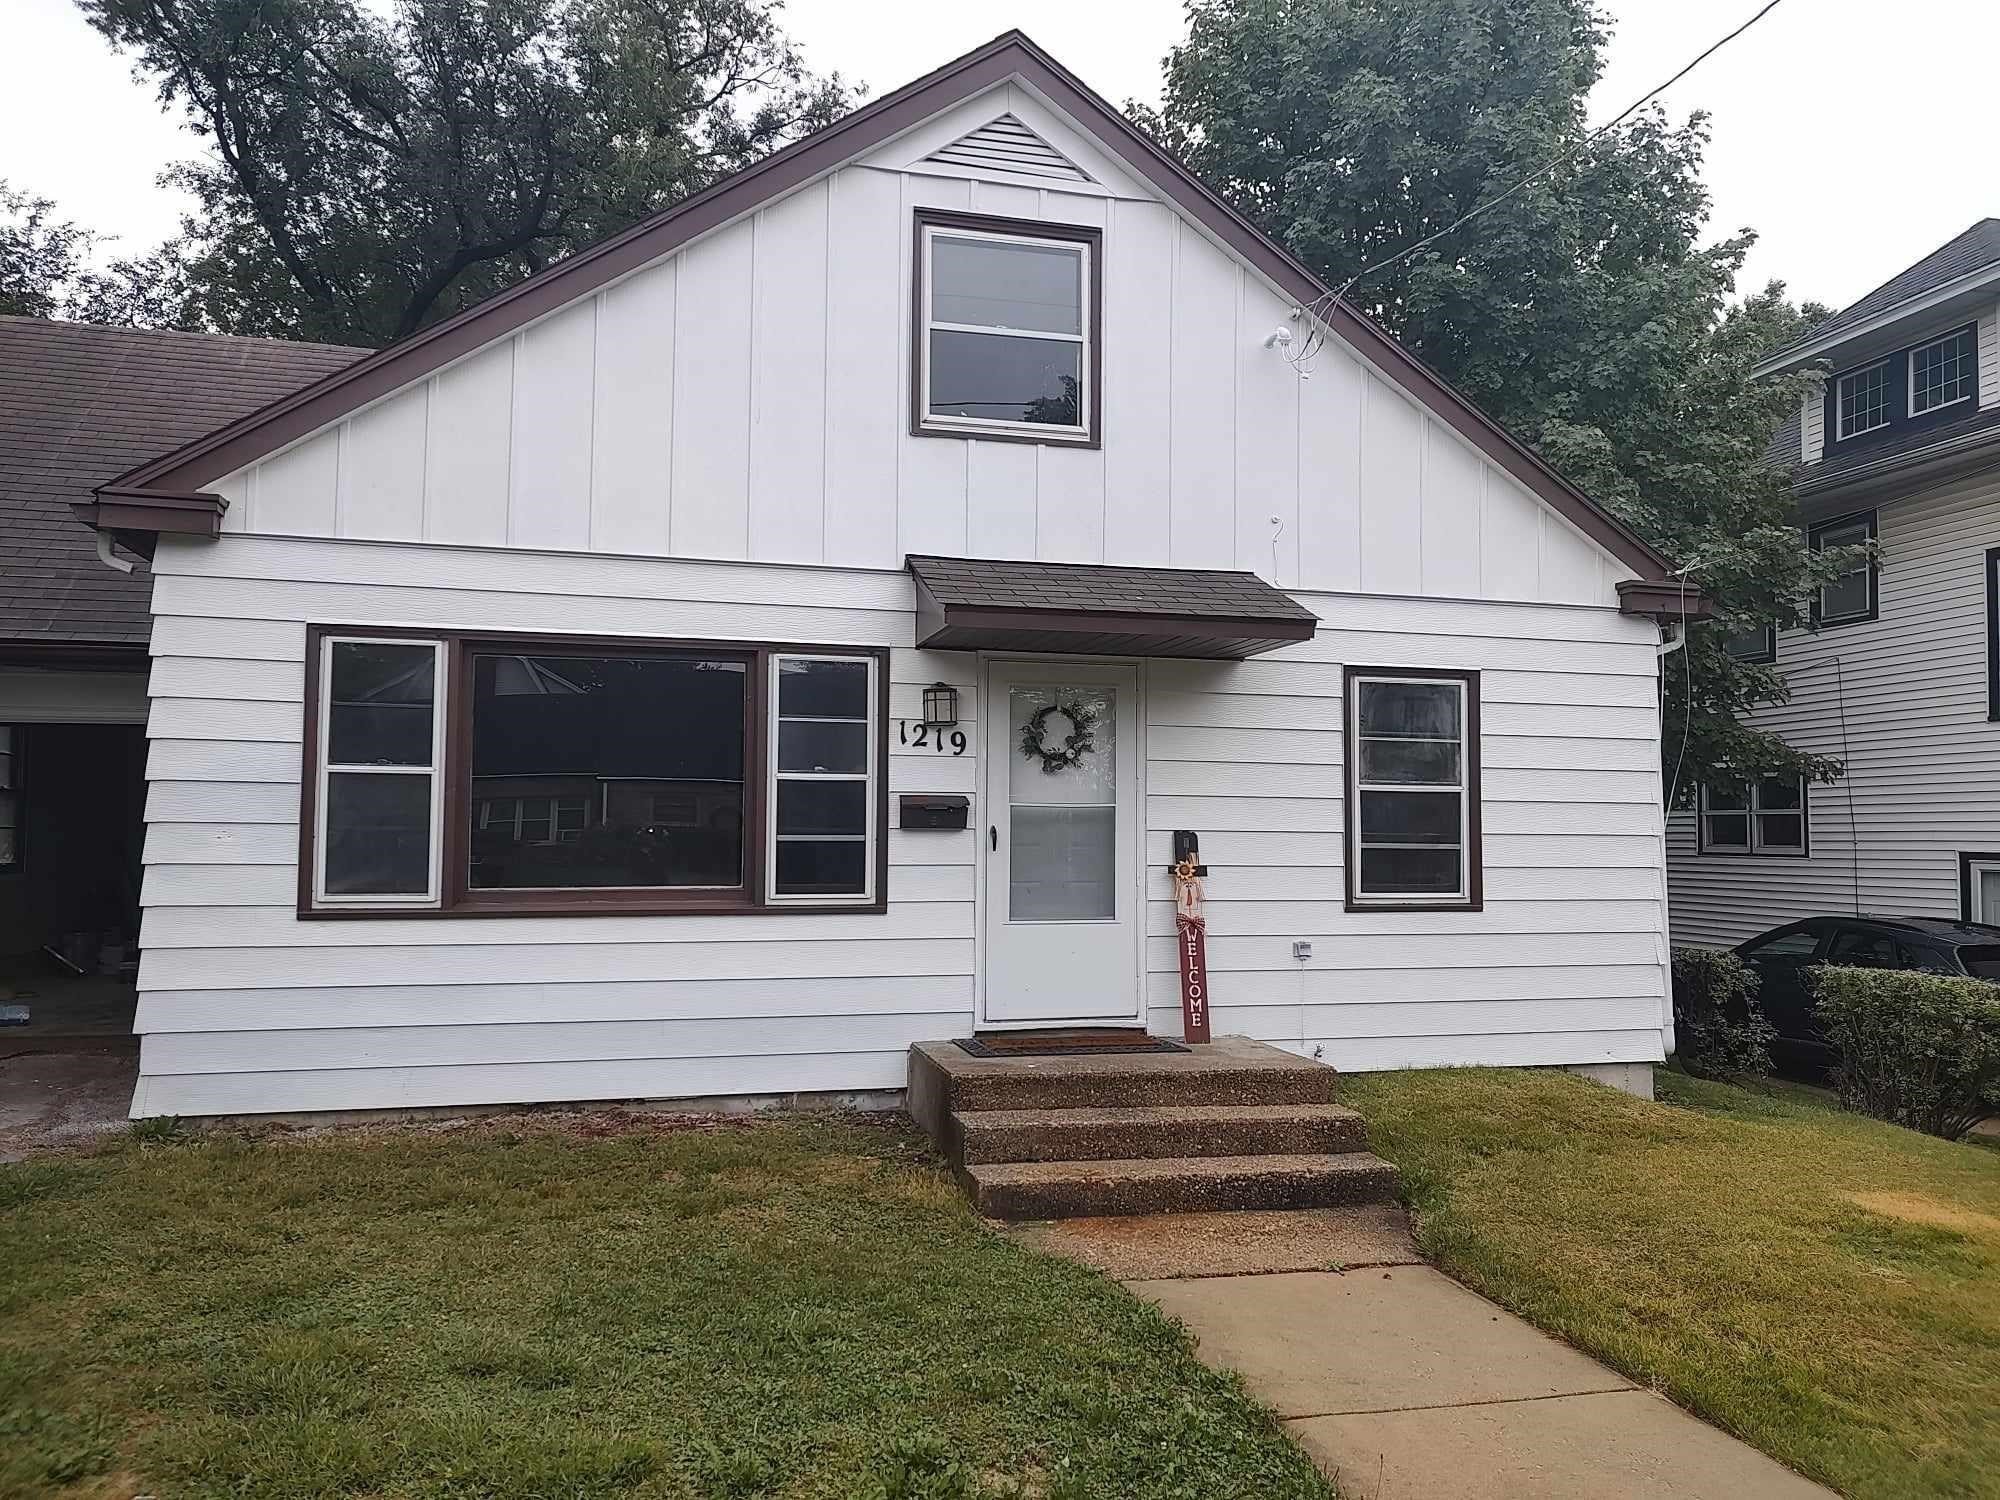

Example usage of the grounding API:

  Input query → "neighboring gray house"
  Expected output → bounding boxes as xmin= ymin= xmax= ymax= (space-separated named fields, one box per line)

xmin=1667 ymin=220 xmax=2000 ymax=944
xmin=0 ymin=319 xmax=362 ymax=1003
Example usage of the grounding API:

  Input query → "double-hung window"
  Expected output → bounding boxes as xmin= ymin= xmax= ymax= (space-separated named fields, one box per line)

xmin=1910 ymin=325 xmax=1977 ymax=415
xmin=1810 ymin=511 xmax=1876 ymax=626
xmin=0 ymin=725 xmax=19 ymax=871
xmin=1345 ymin=669 xmax=1481 ymax=909
xmin=915 ymin=211 xmax=1098 ymax=445
xmin=304 ymin=630 xmax=885 ymax=916
xmin=1835 ymin=360 xmax=1893 ymax=441
xmin=313 ymin=637 xmax=446 ymax=905
xmin=1698 ymin=776 xmax=1807 ymax=855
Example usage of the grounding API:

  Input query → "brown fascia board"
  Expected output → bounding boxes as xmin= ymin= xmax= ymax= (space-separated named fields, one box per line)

xmin=74 ymin=486 xmax=228 ymax=541
xmin=98 ymin=29 xmax=1686 ymax=598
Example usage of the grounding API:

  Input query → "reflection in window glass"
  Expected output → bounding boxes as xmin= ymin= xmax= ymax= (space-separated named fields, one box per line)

xmin=924 ymin=226 xmax=1089 ymax=435
xmin=469 ymin=652 xmax=746 ymax=890
xmin=770 ymin=657 xmax=875 ymax=898
xmin=318 ymin=639 xmax=439 ymax=900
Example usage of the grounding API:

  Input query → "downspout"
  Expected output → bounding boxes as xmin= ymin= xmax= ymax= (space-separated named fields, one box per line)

xmin=95 ymin=531 xmax=135 ymax=574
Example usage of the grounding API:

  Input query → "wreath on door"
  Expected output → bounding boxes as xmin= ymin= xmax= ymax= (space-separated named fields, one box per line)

xmin=1020 ymin=696 xmax=1099 ymax=774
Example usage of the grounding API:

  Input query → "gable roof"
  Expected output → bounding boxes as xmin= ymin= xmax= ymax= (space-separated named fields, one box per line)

xmin=89 ymin=31 xmax=1680 ymax=597
xmin=1759 ymin=219 xmax=2000 ymax=373
xmin=0 ymin=317 xmax=364 ymax=651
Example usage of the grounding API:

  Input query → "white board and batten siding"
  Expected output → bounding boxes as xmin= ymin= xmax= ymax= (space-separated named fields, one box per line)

xmin=131 ymin=82 xmax=1671 ymax=1116
xmin=1666 ymin=462 xmax=2000 ymax=947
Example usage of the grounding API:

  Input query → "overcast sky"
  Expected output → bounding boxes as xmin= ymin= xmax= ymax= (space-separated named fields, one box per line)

xmin=5 ymin=0 xmax=1993 ymax=313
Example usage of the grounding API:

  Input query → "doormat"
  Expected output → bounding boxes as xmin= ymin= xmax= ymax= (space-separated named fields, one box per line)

xmin=955 ymin=1032 xmax=1189 ymax=1058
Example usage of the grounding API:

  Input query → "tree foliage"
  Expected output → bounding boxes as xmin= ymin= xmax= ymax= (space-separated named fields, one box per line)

xmin=0 ymin=181 xmax=96 ymax=319
xmin=1152 ymin=0 xmax=1855 ymax=797
xmin=78 ymin=0 xmax=850 ymax=345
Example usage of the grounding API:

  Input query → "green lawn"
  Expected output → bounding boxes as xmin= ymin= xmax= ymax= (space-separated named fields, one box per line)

xmin=0 ymin=1114 xmax=1331 ymax=1500
xmin=1344 ymin=1067 xmax=2000 ymax=1500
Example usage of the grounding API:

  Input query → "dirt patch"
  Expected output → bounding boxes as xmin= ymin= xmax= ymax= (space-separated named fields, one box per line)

xmin=0 ymin=1049 xmax=138 ymax=1161
xmin=1846 ymin=1191 xmax=2000 ymax=1238
xmin=1010 ymin=1203 xmax=1421 ymax=1280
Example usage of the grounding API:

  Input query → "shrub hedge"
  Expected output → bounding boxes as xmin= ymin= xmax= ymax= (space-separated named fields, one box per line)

xmin=1670 ymin=946 xmax=1775 ymax=1079
xmin=1814 ymin=965 xmax=2000 ymax=1140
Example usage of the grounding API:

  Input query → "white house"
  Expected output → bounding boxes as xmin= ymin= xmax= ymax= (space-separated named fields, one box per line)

xmin=76 ymin=33 xmax=1700 ymax=1119
xmin=1668 ymin=220 xmax=2000 ymax=947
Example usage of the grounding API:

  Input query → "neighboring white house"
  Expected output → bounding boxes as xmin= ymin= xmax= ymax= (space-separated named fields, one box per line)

xmin=77 ymin=32 xmax=1701 ymax=1119
xmin=1667 ymin=220 xmax=2000 ymax=947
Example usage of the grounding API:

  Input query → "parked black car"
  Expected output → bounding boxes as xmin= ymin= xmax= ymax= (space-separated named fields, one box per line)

xmin=1732 ymin=916 xmax=2000 ymax=1078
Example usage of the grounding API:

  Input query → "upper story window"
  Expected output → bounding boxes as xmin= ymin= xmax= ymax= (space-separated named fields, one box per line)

xmin=1810 ymin=511 xmax=1877 ymax=627
xmin=914 ymin=210 xmax=1099 ymax=447
xmin=1835 ymin=360 xmax=1893 ymax=440
xmin=1827 ymin=321 xmax=1982 ymax=447
xmin=1910 ymin=325 xmax=1978 ymax=415
xmin=1720 ymin=624 xmax=1776 ymax=664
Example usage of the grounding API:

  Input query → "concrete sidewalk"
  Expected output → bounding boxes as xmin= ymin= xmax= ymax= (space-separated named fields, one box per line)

xmin=1131 ymin=1263 xmax=1836 ymax=1499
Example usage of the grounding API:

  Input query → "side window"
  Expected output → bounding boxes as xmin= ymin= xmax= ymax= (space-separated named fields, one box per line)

xmin=1741 ymin=925 xmax=1823 ymax=961
xmin=1898 ymin=943 xmax=1955 ymax=975
xmin=1810 ymin=512 xmax=1876 ymax=627
xmin=767 ymin=654 xmax=881 ymax=902
xmin=1699 ymin=776 xmax=1807 ymax=855
xmin=1345 ymin=669 xmax=1480 ymax=909
xmin=314 ymin=637 xmax=446 ymax=905
xmin=1825 ymin=928 xmax=1897 ymax=968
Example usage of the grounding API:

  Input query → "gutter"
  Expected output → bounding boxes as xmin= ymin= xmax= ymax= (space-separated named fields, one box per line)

xmin=1754 ymin=265 xmax=2000 ymax=376
xmin=1793 ymin=422 xmax=2000 ymax=505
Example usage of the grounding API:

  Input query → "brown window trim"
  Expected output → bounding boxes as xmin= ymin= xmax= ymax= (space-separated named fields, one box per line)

xmin=298 ymin=625 xmax=890 ymax=920
xmin=910 ymin=208 xmax=1103 ymax=450
xmin=1342 ymin=666 xmax=1483 ymax=913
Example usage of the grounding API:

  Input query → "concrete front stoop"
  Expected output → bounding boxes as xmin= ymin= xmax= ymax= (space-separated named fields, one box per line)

xmin=907 ymin=1037 xmax=1399 ymax=1219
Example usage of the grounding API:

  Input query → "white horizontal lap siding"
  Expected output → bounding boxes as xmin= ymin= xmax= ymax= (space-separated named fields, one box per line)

xmin=135 ymin=541 xmax=973 ymax=1116
xmin=215 ymin=148 xmax=1633 ymax=607
xmin=1144 ymin=590 xmax=1670 ymax=1071
xmin=1667 ymin=468 xmax=2000 ymax=946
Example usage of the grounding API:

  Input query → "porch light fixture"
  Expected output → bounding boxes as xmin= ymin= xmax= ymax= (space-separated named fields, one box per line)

xmin=922 ymin=682 xmax=960 ymax=728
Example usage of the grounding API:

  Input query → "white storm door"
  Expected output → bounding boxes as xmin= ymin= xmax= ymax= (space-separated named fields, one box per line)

xmin=981 ymin=661 xmax=1142 ymax=1025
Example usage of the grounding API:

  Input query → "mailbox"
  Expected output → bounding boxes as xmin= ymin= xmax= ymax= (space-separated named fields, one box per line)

xmin=900 ymin=794 xmax=970 ymax=830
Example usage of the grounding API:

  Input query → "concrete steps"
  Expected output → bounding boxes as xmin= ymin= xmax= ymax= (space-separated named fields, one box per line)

xmin=907 ymin=1037 xmax=1399 ymax=1221
xmin=952 ymin=1102 xmax=1369 ymax=1164
xmin=964 ymin=1151 xmax=1400 ymax=1221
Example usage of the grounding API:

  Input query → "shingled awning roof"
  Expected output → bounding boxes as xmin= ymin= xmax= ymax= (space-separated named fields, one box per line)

xmin=907 ymin=555 xmax=1318 ymax=659
xmin=0 ymin=317 xmax=366 ymax=655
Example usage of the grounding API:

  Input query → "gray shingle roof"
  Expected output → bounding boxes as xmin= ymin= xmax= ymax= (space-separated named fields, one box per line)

xmin=1776 ymin=219 xmax=2000 ymax=359
xmin=906 ymin=554 xmax=1318 ymax=622
xmin=0 ymin=318 xmax=366 ymax=648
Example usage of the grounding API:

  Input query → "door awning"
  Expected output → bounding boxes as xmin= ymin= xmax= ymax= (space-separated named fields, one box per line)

xmin=907 ymin=555 xmax=1318 ymax=659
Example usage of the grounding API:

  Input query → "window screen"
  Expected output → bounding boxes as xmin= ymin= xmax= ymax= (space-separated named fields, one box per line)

xmin=921 ymin=221 xmax=1091 ymax=438
xmin=1348 ymin=673 xmax=1476 ymax=904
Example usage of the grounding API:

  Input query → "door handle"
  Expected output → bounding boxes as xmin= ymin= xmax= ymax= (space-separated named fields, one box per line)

xmin=989 ymin=825 xmax=998 ymax=851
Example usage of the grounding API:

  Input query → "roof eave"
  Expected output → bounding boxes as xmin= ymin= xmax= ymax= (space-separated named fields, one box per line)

xmin=1616 ymin=578 xmax=1711 ymax=622
xmin=73 ymin=485 xmax=230 ymax=559
xmin=1754 ymin=262 xmax=2000 ymax=377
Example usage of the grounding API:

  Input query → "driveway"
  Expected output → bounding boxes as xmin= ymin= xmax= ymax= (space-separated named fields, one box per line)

xmin=0 ymin=1047 xmax=137 ymax=1160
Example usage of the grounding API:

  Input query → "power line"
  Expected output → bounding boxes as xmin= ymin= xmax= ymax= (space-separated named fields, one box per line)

xmin=1293 ymin=0 xmax=1789 ymax=365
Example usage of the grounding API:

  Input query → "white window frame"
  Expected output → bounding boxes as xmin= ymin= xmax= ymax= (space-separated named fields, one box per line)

xmin=918 ymin=222 xmax=1092 ymax=443
xmin=1965 ymin=856 xmax=2000 ymax=924
xmin=1347 ymin=672 xmax=1474 ymax=907
xmin=1835 ymin=359 xmax=1894 ymax=441
xmin=765 ymin=652 xmax=879 ymax=905
xmin=313 ymin=635 xmax=447 ymax=907
xmin=1698 ymin=776 xmax=1807 ymax=857
xmin=1908 ymin=325 xmax=1977 ymax=416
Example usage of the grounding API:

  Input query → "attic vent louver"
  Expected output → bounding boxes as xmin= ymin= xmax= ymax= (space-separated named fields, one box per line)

xmin=924 ymin=114 xmax=1091 ymax=183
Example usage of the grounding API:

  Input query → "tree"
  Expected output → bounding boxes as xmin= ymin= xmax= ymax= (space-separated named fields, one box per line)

xmin=78 ymin=0 xmax=850 ymax=345
xmin=1151 ymin=0 xmax=1856 ymax=799
xmin=0 ymin=181 xmax=96 ymax=318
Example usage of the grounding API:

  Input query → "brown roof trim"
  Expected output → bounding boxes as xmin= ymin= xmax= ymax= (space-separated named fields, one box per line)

xmin=1615 ymin=579 xmax=1713 ymax=621
xmin=98 ymin=29 xmax=1682 ymax=592
xmin=72 ymin=487 xmax=227 ymax=548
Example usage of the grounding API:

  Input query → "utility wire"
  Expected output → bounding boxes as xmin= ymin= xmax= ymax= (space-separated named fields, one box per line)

xmin=1294 ymin=0 xmax=1789 ymax=363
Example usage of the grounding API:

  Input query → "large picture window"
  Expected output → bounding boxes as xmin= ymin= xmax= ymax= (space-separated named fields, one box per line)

xmin=1345 ymin=668 xmax=1481 ymax=910
xmin=914 ymin=210 xmax=1099 ymax=446
xmin=303 ymin=629 xmax=885 ymax=916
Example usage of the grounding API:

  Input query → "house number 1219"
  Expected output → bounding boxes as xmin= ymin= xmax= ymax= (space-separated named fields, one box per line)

xmin=897 ymin=722 xmax=968 ymax=755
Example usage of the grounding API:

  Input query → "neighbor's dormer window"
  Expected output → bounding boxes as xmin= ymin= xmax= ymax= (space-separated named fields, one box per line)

xmin=1910 ymin=325 xmax=1977 ymax=415
xmin=1835 ymin=359 xmax=1893 ymax=441
xmin=914 ymin=210 xmax=1098 ymax=446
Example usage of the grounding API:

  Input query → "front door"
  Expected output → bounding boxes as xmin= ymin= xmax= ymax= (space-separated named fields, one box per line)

xmin=981 ymin=661 xmax=1142 ymax=1026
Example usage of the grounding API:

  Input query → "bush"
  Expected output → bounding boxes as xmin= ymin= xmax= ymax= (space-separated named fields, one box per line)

xmin=1814 ymin=965 xmax=2000 ymax=1140
xmin=1670 ymin=946 xmax=1775 ymax=1079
